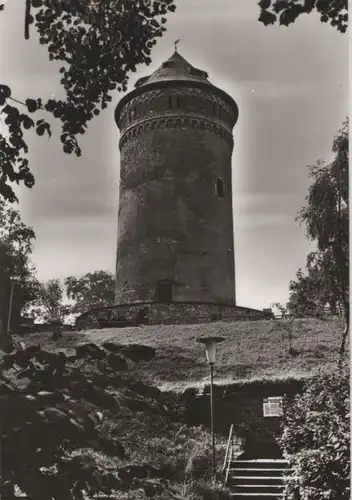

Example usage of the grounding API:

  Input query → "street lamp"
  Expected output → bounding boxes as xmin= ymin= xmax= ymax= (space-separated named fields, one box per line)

xmin=197 ymin=336 xmax=225 ymax=479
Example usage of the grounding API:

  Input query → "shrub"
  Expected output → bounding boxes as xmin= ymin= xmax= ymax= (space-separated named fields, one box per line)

xmin=184 ymin=479 xmax=230 ymax=500
xmin=185 ymin=440 xmax=213 ymax=481
xmin=0 ymin=340 xmax=194 ymax=499
xmin=280 ymin=369 xmax=350 ymax=500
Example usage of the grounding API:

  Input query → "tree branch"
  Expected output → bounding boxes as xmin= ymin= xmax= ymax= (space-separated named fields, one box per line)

xmin=9 ymin=96 xmax=27 ymax=107
xmin=24 ymin=0 xmax=31 ymax=40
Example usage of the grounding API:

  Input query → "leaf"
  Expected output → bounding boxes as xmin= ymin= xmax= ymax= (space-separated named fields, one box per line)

xmin=91 ymin=470 xmax=103 ymax=488
xmin=258 ymin=0 xmax=271 ymax=8
xmin=0 ymin=84 xmax=11 ymax=99
xmin=272 ymin=0 xmax=289 ymax=13
xmin=24 ymin=172 xmax=35 ymax=188
xmin=279 ymin=10 xmax=294 ymax=26
xmin=26 ymin=98 xmax=39 ymax=114
xmin=21 ymin=114 xmax=35 ymax=129
xmin=36 ymin=124 xmax=45 ymax=136
xmin=36 ymin=122 xmax=51 ymax=137
xmin=69 ymin=418 xmax=85 ymax=433
xmin=258 ymin=9 xmax=277 ymax=25
xmin=42 ymin=407 xmax=68 ymax=422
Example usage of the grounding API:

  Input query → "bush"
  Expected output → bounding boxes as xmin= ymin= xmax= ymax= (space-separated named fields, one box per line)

xmin=185 ymin=440 xmax=213 ymax=481
xmin=0 ymin=340 xmax=190 ymax=499
xmin=279 ymin=369 xmax=350 ymax=500
xmin=184 ymin=480 xmax=230 ymax=500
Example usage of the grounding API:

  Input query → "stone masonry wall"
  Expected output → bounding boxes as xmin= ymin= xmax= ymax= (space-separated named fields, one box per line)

xmin=115 ymin=84 xmax=237 ymax=306
xmin=182 ymin=379 xmax=304 ymax=458
xmin=75 ymin=302 xmax=268 ymax=330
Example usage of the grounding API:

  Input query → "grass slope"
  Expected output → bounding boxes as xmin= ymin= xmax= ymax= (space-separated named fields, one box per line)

xmin=26 ymin=318 xmax=345 ymax=390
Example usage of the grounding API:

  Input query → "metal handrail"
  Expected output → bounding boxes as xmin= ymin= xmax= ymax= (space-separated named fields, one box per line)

xmin=222 ymin=424 xmax=234 ymax=473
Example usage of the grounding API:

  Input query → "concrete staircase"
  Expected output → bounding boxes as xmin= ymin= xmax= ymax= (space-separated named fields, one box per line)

xmin=225 ymin=458 xmax=290 ymax=499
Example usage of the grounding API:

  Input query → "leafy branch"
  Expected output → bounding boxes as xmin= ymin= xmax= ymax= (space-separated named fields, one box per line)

xmin=258 ymin=0 xmax=348 ymax=32
xmin=0 ymin=0 xmax=176 ymax=202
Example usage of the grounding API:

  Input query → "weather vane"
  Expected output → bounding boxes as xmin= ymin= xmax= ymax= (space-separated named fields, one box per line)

xmin=174 ymin=39 xmax=180 ymax=52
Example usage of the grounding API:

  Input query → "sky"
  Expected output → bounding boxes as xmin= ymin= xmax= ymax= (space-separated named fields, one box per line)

xmin=0 ymin=0 xmax=348 ymax=310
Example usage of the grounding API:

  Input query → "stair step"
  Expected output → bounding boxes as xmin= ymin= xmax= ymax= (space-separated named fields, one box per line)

xmin=235 ymin=458 xmax=288 ymax=464
xmin=231 ymin=461 xmax=289 ymax=469
xmin=229 ymin=494 xmax=283 ymax=499
xmin=226 ymin=458 xmax=289 ymax=499
xmin=228 ymin=468 xmax=289 ymax=475
xmin=228 ymin=476 xmax=285 ymax=486
xmin=233 ymin=476 xmax=285 ymax=480
xmin=234 ymin=485 xmax=283 ymax=493
xmin=234 ymin=484 xmax=284 ymax=486
xmin=231 ymin=465 xmax=288 ymax=467
xmin=229 ymin=467 xmax=289 ymax=471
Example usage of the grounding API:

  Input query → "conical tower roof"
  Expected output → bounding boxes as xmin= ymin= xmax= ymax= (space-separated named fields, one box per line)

xmin=135 ymin=51 xmax=210 ymax=88
xmin=115 ymin=50 xmax=238 ymax=125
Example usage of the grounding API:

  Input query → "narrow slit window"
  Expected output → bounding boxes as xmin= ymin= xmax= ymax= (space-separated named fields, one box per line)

xmin=216 ymin=178 xmax=224 ymax=198
xmin=156 ymin=281 xmax=173 ymax=303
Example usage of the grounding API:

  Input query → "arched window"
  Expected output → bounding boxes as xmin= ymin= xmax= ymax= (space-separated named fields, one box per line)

xmin=168 ymin=96 xmax=173 ymax=109
xmin=216 ymin=178 xmax=224 ymax=198
xmin=176 ymin=96 xmax=181 ymax=109
xmin=156 ymin=281 xmax=173 ymax=303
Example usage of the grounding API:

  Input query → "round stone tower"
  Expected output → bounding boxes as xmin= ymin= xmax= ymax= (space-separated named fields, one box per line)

xmin=114 ymin=51 xmax=239 ymax=309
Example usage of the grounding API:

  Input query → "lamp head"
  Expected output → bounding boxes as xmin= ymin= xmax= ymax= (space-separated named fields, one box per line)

xmin=197 ymin=336 xmax=225 ymax=365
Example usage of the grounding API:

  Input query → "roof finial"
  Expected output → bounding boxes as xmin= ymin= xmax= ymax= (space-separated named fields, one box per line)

xmin=174 ymin=39 xmax=180 ymax=52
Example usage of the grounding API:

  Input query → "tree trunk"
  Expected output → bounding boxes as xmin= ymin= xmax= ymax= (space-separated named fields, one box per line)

xmin=338 ymin=303 xmax=349 ymax=368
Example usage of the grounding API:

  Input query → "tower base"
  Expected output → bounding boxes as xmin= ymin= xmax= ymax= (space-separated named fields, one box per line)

xmin=75 ymin=302 xmax=272 ymax=330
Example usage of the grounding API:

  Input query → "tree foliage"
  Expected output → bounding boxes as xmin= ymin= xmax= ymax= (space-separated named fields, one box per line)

xmin=0 ymin=200 xmax=37 ymax=334
xmin=287 ymin=251 xmax=345 ymax=317
xmin=280 ymin=370 xmax=350 ymax=500
xmin=0 ymin=336 xmax=191 ymax=499
xmin=0 ymin=0 xmax=176 ymax=202
xmin=1 ymin=341 xmax=122 ymax=499
xmin=287 ymin=120 xmax=349 ymax=357
xmin=30 ymin=278 xmax=71 ymax=323
xmin=258 ymin=0 xmax=348 ymax=32
xmin=65 ymin=270 xmax=115 ymax=316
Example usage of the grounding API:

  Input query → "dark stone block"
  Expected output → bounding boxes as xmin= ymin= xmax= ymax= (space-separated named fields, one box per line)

xmin=120 ymin=344 xmax=156 ymax=362
xmin=107 ymin=352 xmax=128 ymax=371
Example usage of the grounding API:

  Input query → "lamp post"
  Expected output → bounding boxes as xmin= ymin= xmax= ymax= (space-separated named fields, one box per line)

xmin=197 ymin=336 xmax=225 ymax=479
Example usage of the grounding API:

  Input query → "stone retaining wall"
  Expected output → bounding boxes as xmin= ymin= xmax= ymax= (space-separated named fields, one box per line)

xmin=75 ymin=302 xmax=271 ymax=329
xmin=181 ymin=378 xmax=305 ymax=458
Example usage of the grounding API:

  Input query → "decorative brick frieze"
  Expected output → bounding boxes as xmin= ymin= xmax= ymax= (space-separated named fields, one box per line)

xmin=118 ymin=87 xmax=235 ymax=134
xmin=119 ymin=115 xmax=233 ymax=150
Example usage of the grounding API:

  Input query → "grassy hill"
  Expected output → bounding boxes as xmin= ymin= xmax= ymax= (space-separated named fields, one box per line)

xmin=4 ymin=318 xmax=348 ymax=499
xmin=24 ymin=317 xmax=346 ymax=391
